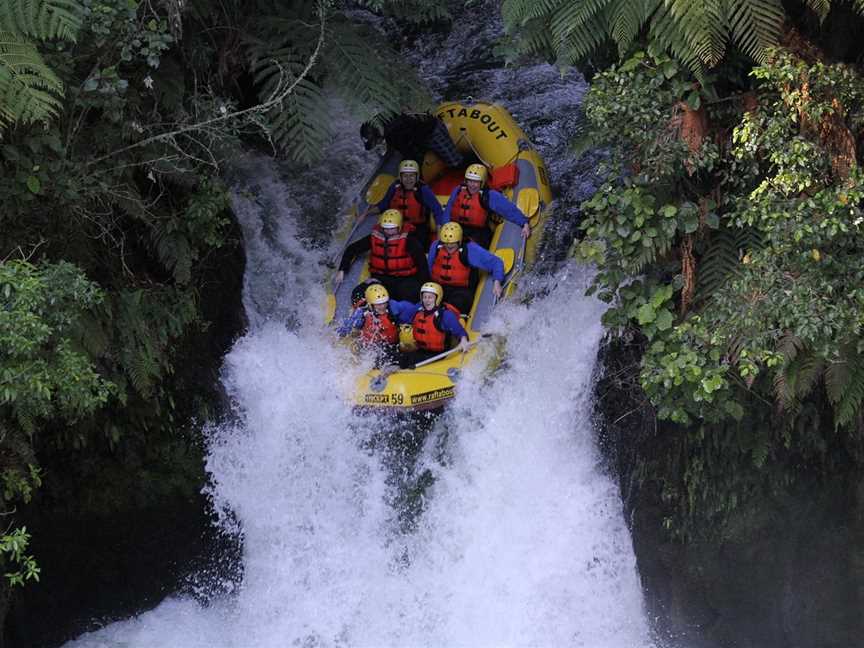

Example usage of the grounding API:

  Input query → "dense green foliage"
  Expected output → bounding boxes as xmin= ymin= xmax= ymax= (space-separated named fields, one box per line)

xmin=566 ymin=11 xmax=864 ymax=533
xmin=0 ymin=0 xmax=442 ymax=593
xmin=502 ymin=0 xmax=864 ymax=76
xmin=0 ymin=0 xmax=85 ymax=129
xmin=0 ymin=261 xmax=112 ymax=583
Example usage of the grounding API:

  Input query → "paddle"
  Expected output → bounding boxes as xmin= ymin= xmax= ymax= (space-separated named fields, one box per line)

xmin=365 ymin=173 xmax=395 ymax=205
xmin=408 ymin=333 xmax=493 ymax=369
xmin=516 ymin=187 xmax=540 ymax=219
xmin=495 ymin=247 xmax=515 ymax=274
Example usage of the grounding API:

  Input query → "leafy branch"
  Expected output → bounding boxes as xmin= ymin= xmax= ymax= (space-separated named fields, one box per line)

xmin=85 ymin=1 xmax=329 ymax=167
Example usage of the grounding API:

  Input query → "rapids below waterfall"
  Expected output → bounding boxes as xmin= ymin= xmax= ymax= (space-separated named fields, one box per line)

xmin=67 ymin=5 xmax=657 ymax=648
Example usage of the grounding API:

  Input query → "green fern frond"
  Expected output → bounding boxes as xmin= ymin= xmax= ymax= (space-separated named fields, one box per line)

xmin=505 ymin=0 xmax=794 ymax=76
xmin=512 ymin=21 xmax=555 ymax=57
xmin=773 ymin=342 xmax=826 ymax=416
xmin=826 ymin=348 xmax=864 ymax=427
xmin=128 ymin=351 xmax=159 ymax=395
xmin=803 ymin=0 xmax=831 ymax=22
xmin=555 ymin=12 xmax=612 ymax=65
xmin=727 ymin=0 xmax=783 ymax=64
xmin=794 ymin=352 xmax=825 ymax=398
xmin=502 ymin=0 xmax=567 ymax=26
xmin=249 ymin=42 xmax=330 ymax=163
xmin=772 ymin=364 xmax=797 ymax=415
xmin=695 ymin=228 xmax=739 ymax=301
xmin=735 ymin=224 xmax=766 ymax=256
xmin=854 ymin=0 xmax=864 ymax=17
xmin=648 ymin=4 xmax=706 ymax=78
xmin=153 ymin=228 xmax=193 ymax=285
xmin=247 ymin=6 xmax=429 ymax=162
xmin=824 ymin=356 xmax=850 ymax=406
xmin=549 ymin=0 xmax=614 ymax=44
xmin=662 ymin=0 xmax=729 ymax=68
xmin=0 ymin=0 xmax=82 ymax=131
xmin=775 ymin=331 xmax=804 ymax=363
xmin=267 ymin=78 xmax=331 ymax=164
xmin=610 ymin=0 xmax=658 ymax=54
xmin=0 ymin=0 xmax=84 ymax=41
xmin=0 ymin=31 xmax=65 ymax=128
xmin=324 ymin=20 xmax=428 ymax=119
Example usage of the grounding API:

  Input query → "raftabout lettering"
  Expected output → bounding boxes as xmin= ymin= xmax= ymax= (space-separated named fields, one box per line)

xmin=438 ymin=108 xmax=509 ymax=141
xmin=410 ymin=386 xmax=455 ymax=405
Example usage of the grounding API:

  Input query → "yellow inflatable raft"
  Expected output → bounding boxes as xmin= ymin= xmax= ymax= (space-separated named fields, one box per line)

xmin=327 ymin=100 xmax=552 ymax=412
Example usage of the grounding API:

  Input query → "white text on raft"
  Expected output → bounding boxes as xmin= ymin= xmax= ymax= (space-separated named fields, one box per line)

xmin=437 ymin=108 xmax=509 ymax=141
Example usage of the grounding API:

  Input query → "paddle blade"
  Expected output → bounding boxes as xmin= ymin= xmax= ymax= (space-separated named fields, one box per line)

xmin=495 ymin=248 xmax=515 ymax=273
xmin=517 ymin=188 xmax=540 ymax=219
xmin=324 ymin=293 xmax=336 ymax=325
xmin=365 ymin=174 xmax=395 ymax=205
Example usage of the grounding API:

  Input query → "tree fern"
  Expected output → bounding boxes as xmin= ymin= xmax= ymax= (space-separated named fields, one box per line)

xmin=727 ymin=0 xmax=784 ymax=64
xmin=825 ymin=348 xmax=864 ymax=427
xmin=554 ymin=8 xmax=614 ymax=64
xmin=549 ymin=0 xmax=614 ymax=44
xmin=695 ymin=225 xmax=765 ymax=302
xmin=772 ymin=334 xmax=825 ymax=418
xmin=510 ymin=21 xmax=556 ymax=58
xmin=247 ymin=3 xmax=430 ymax=162
xmin=647 ymin=2 xmax=707 ymax=78
xmin=113 ymin=287 xmax=199 ymax=398
xmin=664 ymin=0 xmax=730 ymax=67
xmin=323 ymin=19 xmax=428 ymax=120
xmin=0 ymin=0 xmax=84 ymax=131
xmin=695 ymin=228 xmax=738 ymax=301
xmin=804 ymin=0 xmax=832 ymax=22
xmin=502 ymin=0 xmax=821 ymax=76
xmin=152 ymin=227 xmax=193 ymax=285
xmin=0 ymin=30 xmax=63 ymax=128
xmin=0 ymin=0 xmax=84 ymax=41
xmin=503 ymin=0 xmax=569 ymax=25
xmin=609 ymin=0 xmax=655 ymax=54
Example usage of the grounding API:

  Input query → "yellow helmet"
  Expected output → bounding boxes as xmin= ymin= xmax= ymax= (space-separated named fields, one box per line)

xmin=464 ymin=163 xmax=487 ymax=183
xmin=439 ymin=222 xmax=463 ymax=244
xmin=364 ymin=283 xmax=390 ymax=305
xmin=399 ymin=159 xmax=420 ymax=175
xmin=379 ymin=209 xmax=403 ymax=229
xmin=420 ymin=281 xmax=444 ymax=307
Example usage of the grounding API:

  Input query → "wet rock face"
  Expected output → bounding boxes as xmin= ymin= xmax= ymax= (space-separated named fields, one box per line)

xmin=7 ymin=501 xmax=209 ymax=648
xmin=3 ymin=219 xmax=247 ymax=648
xmin=635 ymin=487 xmax=864 ymax=648
xmin=596 ymin=337 xmax=864 ymax=648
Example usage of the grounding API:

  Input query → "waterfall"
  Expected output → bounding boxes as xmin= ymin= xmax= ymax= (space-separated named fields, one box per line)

xmin=67 ymin=5 xmax=657 ymax=647
xmin=67 ymin=153 xmax=652 ymax=647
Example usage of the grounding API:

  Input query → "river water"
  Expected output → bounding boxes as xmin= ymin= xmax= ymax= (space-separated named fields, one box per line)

xmin=67 ymin=5 xmax=655 ymax=647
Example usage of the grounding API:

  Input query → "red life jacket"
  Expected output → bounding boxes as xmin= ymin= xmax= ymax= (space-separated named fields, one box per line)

xmin=389 ymin=182 xmax=428 ymax=226
xmin=411 ymin=303 xmax=462 ymax=353
xmin=431 ymin=242 xmax=471 ymax=288
xmin=359 ymin=308 xmax=399 ymax=346
xmin=451 ymin=185 xmax=489 ymax=228
xmin=368 ymin=225 xmax=417 ymax=277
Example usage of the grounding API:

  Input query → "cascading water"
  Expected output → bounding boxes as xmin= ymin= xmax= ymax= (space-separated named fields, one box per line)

xmin=68 ymin=5 xmax=658 ymax=647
